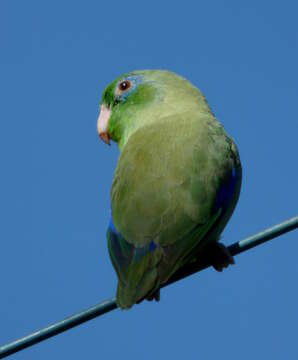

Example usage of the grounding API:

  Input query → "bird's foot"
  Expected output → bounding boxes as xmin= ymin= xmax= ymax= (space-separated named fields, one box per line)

xmin=146 ymin=289 xmax=160 ymax=302
xmin=204 ymin=242 xmax=235 ymax=272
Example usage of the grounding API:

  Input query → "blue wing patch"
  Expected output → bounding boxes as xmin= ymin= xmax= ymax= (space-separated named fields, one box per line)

xmin=107 ymin=215 xmax=158 ymax=283
xmin=215 ymin=166 xmax=240 ymax=210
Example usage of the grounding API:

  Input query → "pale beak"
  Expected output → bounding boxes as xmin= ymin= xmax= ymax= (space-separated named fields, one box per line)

xmin=97 ymin=105 xmax=111 ymax=145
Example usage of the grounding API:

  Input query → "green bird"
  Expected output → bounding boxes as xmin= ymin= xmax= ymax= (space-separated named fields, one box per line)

xmin=97 ymin=70 xmax=242 ymax=309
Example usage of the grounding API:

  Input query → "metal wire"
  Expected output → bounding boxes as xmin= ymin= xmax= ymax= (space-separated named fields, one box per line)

xmin=0 ymin=215 xmax=297 ymax=359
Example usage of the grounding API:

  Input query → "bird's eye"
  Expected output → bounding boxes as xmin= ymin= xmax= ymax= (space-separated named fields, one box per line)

xmin=118 ymin=80 xmax=131 ymax=91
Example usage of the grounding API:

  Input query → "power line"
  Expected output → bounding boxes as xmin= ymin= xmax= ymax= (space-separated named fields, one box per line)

xmin=0 ymin=216 xmax=297 ymax=359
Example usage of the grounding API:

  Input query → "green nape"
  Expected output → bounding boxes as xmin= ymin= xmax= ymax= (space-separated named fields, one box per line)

xmin=101 ymin=70 xmax=213 ymax=150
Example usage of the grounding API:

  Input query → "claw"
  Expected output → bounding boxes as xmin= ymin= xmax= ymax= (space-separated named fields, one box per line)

xmin=204 ymin=242 xmax=235 ymax=272
xmin=146 ymin=289 xmax=160 ymax=302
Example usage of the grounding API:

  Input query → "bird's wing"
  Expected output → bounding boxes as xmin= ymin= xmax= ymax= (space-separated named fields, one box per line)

xmin=107 ymin=207 xmax=221 ymax=308
xmin=109 ymin=112 xmax=241 ymax=308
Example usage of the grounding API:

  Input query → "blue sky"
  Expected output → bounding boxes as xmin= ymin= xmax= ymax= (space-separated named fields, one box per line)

xmin=0 ymin=1 xmax=297 ymax=359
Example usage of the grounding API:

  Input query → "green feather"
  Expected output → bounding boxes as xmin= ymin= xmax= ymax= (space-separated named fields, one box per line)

xmin=101 ymin=70 xmax=242 ymax=308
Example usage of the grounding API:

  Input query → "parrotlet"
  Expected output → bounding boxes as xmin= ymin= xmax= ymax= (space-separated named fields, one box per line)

xmin=97 ymin=70 xmax=241 ymax=309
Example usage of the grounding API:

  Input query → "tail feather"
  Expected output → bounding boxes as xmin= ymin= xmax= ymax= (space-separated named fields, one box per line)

xmin=116 ymin=248 xmax=163 ymax=309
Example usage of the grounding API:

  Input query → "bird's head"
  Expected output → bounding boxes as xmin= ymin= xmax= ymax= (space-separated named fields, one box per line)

xmin=97 ymin=71 xmax=159 ymax=149
xmin=97 ymin=70 xmax=210 ymax=149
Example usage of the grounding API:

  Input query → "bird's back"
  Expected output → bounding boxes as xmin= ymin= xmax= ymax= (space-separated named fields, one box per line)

xmin=111 ymin=111 xmax=240 ymax=248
